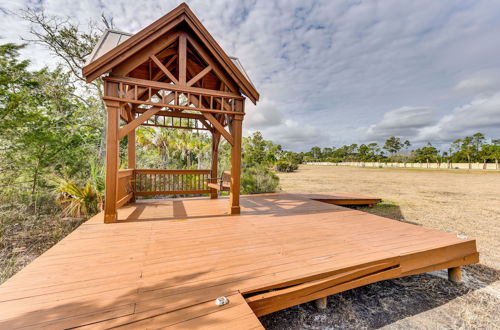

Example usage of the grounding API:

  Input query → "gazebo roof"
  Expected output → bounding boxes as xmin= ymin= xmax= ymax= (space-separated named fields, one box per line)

xmin=86 ymin=29 xmax=256 ymax=89
xmin=82 ymin=2 xmax=259 ymax=103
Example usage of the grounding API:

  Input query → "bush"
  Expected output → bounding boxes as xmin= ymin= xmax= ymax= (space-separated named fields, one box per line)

xmin=326 ymin=157 xmax=343 ymax=163
xmin=275 ymin=160 xmax=299 ymax=173
xmin=55 ymin=177 xmax=102 ymax=217
xmin=241 ymin=166 xmax=280 ymax=194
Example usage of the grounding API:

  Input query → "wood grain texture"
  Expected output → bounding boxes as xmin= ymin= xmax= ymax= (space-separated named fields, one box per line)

xmin=0 ymin=193 xmax=478 ymax=329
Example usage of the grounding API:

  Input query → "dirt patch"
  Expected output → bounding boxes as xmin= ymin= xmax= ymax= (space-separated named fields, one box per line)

xmin=263 ymin=165 xmax=500 ymax=329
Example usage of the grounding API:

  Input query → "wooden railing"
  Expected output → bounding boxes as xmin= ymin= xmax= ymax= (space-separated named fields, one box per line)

xmin=134 ymin=169 xmax=211 ymax=196
xmin=117 ymin=169 xmax=134 ymax=207
xmin=103 ymin=76 xmax=245 ymax=114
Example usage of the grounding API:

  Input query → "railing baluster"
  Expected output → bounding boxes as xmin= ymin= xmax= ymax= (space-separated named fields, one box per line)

xmin=131 ymin=170 xmax=211 ymax=195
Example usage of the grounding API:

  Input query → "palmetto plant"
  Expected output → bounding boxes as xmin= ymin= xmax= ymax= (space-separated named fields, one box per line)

xmin=55 ymin=177 xmax=101 ymax=217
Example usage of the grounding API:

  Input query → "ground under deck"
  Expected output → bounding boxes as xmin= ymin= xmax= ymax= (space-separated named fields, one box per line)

xmin=0 ymin=193 xmax=478 ymax=329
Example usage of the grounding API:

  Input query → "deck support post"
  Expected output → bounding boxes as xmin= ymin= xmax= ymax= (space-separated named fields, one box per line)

xmin=448 ymin=266 xmax=462 ymax=283
xmin=210 ymin=132 xmax=221 ymax=199
xmin=315 ymin=296 xmax=328 ymax=310
xmin=127 ymin=123 xmax=136 ymax=203
xmin=229 ymin=114 xmax=243 ymax=215
xmin=104 ymin=101 xmax=120 ymax=223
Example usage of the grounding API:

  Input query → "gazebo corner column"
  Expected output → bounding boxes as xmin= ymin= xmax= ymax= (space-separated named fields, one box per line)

xmin=104 ymin=100 xmax=120 ymax=223
xmin=210 ymin=131 xmax=221 ymax=199
xmin=229 ymin=114 xmax=243 ymax=215
xmin=127 ymin=115 xmax=136 ymax=203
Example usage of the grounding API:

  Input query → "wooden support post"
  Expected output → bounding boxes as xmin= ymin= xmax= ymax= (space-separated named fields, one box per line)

xmin=210 ymin=132 xmax=221 ymax=199
xmin=315 ymin=296 xmax=328 ymax=310
xmin=127 ymin=121 xmax=136 ymax=203
xmin=229 ymin=115 xmax=243 ymax=215
xmin=104 ymin=101 xmax=120 ymax=223
xmin=178 ymin=34 xmax=187 ymax=85
xmin=448 ymin=267 xmax=462 ymax=283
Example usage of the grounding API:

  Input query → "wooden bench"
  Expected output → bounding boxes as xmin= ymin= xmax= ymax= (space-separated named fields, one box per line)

xmin=207 ymin=171 xmax=231 ymax=191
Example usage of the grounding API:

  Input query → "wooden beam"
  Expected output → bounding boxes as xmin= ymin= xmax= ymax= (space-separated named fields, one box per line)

xmin=187 ymin=65 xmax=212 ymax=87
xmin=203 ymin=112 xmax=233 ymax=145
xmin=247 ymin=264 xmax=400 ymax=316
xmin=210 ymin=132 xmax=221 ymax=199
xmin=186 ymin=94 xmax=214 ymax=131
xmin=135 ymin=109 xmax=204 ymax=120
xmin=127 ymin=120 xmax=136 ymax=169
xmin=106 ymin=76 xmax=244 ymax=99
xmin=151 ymin=55 xmax=177 ymax=82
xmin=112 ymin=31 xmax=180 ymax=77
xmin=229 ymin=115 xmax=242 ymax=215
xmin=150 ymin=55 xmax=178 ymax=84
xmin=119 ymin=107 xmax=161 ymax=140
xmin=105 ymin=96 xmax=240 ymax=116
xmin=179 ymin=34 xmax=187 ymax=85
xmin=185 ymin=34 xmax=238 ymax=93
xmin=104 ymin=101 xmax=120 ymax=223
xmin=116 ymin=192 xmax=133 ymax=208
xmin=127 ymin=108 xmax=136 ymax=204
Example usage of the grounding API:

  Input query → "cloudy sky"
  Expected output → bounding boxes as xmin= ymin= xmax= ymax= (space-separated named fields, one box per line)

xmin=1 ymin=0 xmax=500 ymax=150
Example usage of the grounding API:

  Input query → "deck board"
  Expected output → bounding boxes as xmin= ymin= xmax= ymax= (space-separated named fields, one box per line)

xmin=0 ymin=193 xmax=478 ymax=329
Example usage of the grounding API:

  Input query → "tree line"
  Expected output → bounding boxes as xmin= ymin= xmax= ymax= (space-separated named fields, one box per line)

xmin=299 ymin=134 xmax=500 ymax=169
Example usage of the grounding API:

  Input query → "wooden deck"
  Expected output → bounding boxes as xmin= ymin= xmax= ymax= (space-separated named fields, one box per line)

xmin=0 ymin=193 xmax=478 ymax=329
xmin=300 ymin=192 xmax=382 ymax=206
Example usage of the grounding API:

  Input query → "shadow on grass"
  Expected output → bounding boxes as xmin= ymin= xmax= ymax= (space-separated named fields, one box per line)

xmin=352 ymin=201 xmax=423 ymax=226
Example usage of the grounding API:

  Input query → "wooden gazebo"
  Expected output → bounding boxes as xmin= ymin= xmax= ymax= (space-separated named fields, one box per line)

xmin=82 ymin=3 xmax=259 ymax=223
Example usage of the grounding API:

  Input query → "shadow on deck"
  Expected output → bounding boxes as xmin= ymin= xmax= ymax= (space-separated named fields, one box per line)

xmin=0 ymin=192 xmax=479 ymax=329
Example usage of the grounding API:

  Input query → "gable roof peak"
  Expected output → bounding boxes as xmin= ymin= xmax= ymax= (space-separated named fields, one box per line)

xmin=82 ymin=2 xmax=259 ymax=103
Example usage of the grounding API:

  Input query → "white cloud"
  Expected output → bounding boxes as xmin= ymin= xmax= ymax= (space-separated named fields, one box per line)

xmin=2 ymin=0 xmax=500 ymax=149
xmin=364 ymin=107 xmax=435 ymax=141
xmin=417 ymin=92 xmax=500 ymax=142
xmin=247 ymin=119 xmax=328 ymax=151
xmin=244 ymin=99 xmax=284 ymax=129
xmin=454 ymin=73 xmax=500 ymax=94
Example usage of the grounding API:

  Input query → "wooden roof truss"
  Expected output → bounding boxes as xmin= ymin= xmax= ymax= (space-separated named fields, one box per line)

xmin=103 ymin=29 xmax=244 ymax=145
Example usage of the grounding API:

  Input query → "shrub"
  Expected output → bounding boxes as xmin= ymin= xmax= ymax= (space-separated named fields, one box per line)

xmin=241 ymin=166 xmax=280 ymax=194
xmin=55 ymin=177 xmax=102 ymax=217
xmin=275 ymin=160 xmax=299 ymax=173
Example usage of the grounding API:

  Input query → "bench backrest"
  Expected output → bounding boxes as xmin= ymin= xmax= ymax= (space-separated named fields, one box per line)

xmin=221 ymin=171 xmax=231 ymax=185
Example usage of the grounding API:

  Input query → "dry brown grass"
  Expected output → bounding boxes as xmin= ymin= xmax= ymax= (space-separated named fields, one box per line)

xmin=261 ymin=165 xmax=500 ymax=329
xmin=278 ymin=165 xmax=500 ymax=268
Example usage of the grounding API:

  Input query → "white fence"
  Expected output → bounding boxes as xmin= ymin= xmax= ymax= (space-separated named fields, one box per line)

xmin=305 ymin=161 xmax=499 ymax=170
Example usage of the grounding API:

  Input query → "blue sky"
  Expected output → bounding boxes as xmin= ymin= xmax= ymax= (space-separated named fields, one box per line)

xmin=1 ymin=0 xmax=500 ymax=150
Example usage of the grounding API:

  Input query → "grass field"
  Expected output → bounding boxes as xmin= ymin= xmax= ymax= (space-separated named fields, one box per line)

xmin=261 ymin=165 xmax=500 ymax=329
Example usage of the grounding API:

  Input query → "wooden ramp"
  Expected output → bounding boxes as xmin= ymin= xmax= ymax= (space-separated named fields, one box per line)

xmin=299 ymin=192 xmax=382 ymax=206
xmin=0 ymin=193 xmax=478 ymax=329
